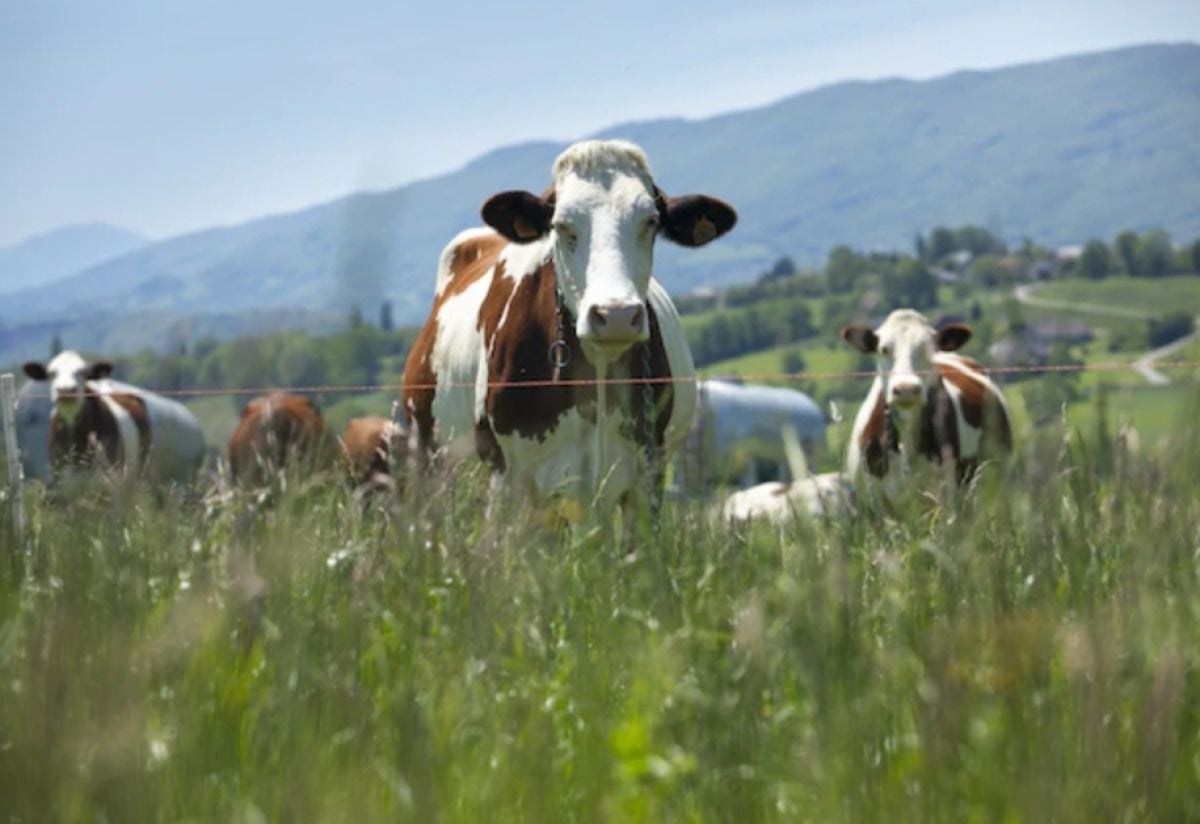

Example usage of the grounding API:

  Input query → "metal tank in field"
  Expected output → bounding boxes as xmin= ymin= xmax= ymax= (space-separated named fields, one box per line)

xmin=14 ymin=379 xmax=52 ymax=483
xmin=679 ymin=379 xmax=826 ymax=490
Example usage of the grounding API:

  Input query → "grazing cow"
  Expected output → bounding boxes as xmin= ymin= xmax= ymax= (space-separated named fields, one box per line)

xmin=841 ymin=309 xmax=1012 ymax=481
xmin=341 ymin=415 xmax=404 ymax=490
xmin=403 ymin=139 xmax=736 ymax=511
xmin=228 ymin=392 xmax=335 ymax=485
xmin=22 ymin=351 xmax=206 ymax=484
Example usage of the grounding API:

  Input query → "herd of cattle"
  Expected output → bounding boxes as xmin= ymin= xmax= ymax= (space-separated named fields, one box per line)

xmin=7 ymin=139 xmax=1013 ymax=522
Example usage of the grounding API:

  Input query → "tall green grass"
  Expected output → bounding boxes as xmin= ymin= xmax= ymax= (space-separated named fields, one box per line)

xmin=2 ymin=397 xmax=1200 ymax=821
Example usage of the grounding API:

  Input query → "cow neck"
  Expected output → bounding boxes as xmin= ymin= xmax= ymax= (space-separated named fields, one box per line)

xmin=883 ymin=372 xmax=947 ymax=466
xmin=546 ymin=269 xmax=663 ymax=475
xmin=54 ymin=392 xmax=120 ymax=467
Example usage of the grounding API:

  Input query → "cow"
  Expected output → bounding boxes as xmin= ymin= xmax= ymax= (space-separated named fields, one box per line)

xmin=841 ymin=309 xmax=1012 ymax=482
xmin=402 ymin=139 xmax=736 ymax=513
xmin=21 ymin=350 xmax=206 ymax=484
xmin=722 ymin=472 xmax=853 ymax=524
xmin=341 ymin=414 xmax=404 ymax=491
xmin=227 ymin=392 xmax=336 ymax=485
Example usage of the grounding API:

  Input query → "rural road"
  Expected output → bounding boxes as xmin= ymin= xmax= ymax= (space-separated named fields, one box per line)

xmin=1013 ymin=283 xmax=1157 ymax=320
xmin=1013 ymin=283 xmax=1195 ymax=386
xmin=1131 ymin=328 xmax=1197 ymax=386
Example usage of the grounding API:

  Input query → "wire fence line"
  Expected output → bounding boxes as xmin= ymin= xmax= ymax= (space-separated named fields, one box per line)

xmin=4 ymin=359 xmax=1199 ymax=400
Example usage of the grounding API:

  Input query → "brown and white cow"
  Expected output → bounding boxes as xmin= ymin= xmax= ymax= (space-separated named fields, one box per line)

xmin=842 ymin=309 xmax=1012 ymax=481
xmin=228 ymin=392 xmax=335 ymax=485
xmin=402 ymin=139 xmax=736 ymax=511
xmin=22 ymin=350 xmax=206 ymax=484
xmin=340 ymin=415 xmax=404 ymax=491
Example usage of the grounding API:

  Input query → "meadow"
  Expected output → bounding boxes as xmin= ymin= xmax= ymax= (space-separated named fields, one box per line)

xmin=2 ymin=386 xmax=1200 ymax=822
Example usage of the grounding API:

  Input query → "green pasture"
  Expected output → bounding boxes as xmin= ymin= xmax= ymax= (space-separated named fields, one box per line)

xmin=3 ymin=396 xmax=1200 ymax=820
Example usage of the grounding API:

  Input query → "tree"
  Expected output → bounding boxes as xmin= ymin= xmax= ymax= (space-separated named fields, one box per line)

xmin=1136 ymin=230 xmax=1174 ymax=278
xmin=883 ymin=258 xmax=938 ymax=309
xmin=1077 ymin=240 xmax=1112 ymax=280
xmin=783 ymin=349 xmax=807 ymax=374
xmin=913 ymin=232 xmax=927 ymax=261
xmin=1004 ymin=298 xmax=1027 ymax=336
xmin=927 ymin=226 xmax=957 ymax=262
xmin=192 ymin=336 xmax=219 ymax=361
xmin=49 ymin=334 xmax=63 ymax=357
xmin=1114 ymin=230 xmax=1140 ymax=276
xmin=968 ymin=255 xmax=1013 ymax=289
xmin=953 ymin=225 xmax=1005 ymax=257
xmin=1147 ymin=313 xmax=1194 ymax=348
xmin=1191 ymin=239 xmax=1200 ymax=275
xmin=348 ymin=304 xmax=364 ymax=329
xmin=379 ymin=301 xmax=394 ymax=332
xmin=758 ymin=256 xmax=796 ymax=283
xmin=825 ymin=246 xmax=865 ymax=294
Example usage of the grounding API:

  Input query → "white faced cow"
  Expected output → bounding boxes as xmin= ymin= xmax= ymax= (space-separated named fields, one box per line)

xmin=403 ymin=139 xmax=736 ymax=512
xmin=842 ymin=309 xmax=1012 ymax=482
xmin=22 ymin=350 xmax=206 ymax=484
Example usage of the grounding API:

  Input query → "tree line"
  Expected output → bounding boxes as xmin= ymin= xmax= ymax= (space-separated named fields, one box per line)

xmin=19 ymin=224 xmax=1198 ymax=395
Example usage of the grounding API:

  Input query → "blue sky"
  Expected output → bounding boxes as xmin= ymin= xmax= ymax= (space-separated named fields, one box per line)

xmin=1 ymin=0 xmax=1198 ymax=247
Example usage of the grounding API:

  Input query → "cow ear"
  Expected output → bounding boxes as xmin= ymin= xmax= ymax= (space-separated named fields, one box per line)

xmin=842 ymin=326 xmax=879 ymax=353
xmin=23 ymin=362 xmax=47 ymax=381
xmin=658 ymin=193 xmax=737 ymax=247
xmin=86 ymin=361 xmax=114 ymax=380
xmin=481 ymin=190 xmax=553 ymax=244
xmin=937 ymin=324 xmax=972 ymax=351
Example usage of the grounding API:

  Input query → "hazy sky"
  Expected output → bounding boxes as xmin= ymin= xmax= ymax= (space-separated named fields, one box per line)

xmin=2 ymin=0 xmax=1198 ymax=247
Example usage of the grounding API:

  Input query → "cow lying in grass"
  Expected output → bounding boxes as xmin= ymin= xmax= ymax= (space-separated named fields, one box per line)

xmin=842 ymin=309 xmax=1012 ymax=482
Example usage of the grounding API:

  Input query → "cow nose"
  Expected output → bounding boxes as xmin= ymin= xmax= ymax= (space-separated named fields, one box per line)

xmin=891 ymin=381 xmax=923 ymax=406
xmin=585 ymin=302 xmax=646 ymax=343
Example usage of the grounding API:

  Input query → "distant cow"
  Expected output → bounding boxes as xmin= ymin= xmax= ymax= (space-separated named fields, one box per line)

xmin=341 ymin=415 xmax=404 ymax=491
xmin=402 ymin=139 xmax=736 ymax=512
xmin=722 ymin=471 xmax=853 ymax=524
xmin=228 ymin=392 xmax=334 ymax=485
xmin=22 ymin=350 xmax=206 ymax=484
xmin=841 ymin=309 xmax=1012 ymax=481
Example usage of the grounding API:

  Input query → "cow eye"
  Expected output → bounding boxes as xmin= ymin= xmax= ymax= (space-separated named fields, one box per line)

xmin=552 ymin=221 xmax=576 ymax=240
xmin=880 ymin=345 xmax=892 ymax=357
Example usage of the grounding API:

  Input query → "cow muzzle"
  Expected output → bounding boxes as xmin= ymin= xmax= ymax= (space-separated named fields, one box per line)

xmin=54 ymin=387 xmax=81 ymax=407
xmin=579 ymin=300 xmax=648 ymax=353
xmin=889 ymin=379 xmax=924 ymax=410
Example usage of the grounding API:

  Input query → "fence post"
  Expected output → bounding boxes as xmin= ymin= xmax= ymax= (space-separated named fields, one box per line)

xmin=1 ymin=373 xmax=26 ymax=546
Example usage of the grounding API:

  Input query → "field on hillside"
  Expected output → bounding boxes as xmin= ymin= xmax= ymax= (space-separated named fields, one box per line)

xmin=1031 ymin=276 xmax=1200 ymax=318
xmin=3 ymin=395 xmax=1200 ymax=820
xmin=697 ymin=275 xmax=1200 ymax=454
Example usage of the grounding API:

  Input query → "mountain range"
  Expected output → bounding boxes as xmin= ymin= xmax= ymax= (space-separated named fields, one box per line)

xmin=2 ymin=42 xmax=1198 ymax=365
xmin=0 ymin=223 xmax=146 ymax=296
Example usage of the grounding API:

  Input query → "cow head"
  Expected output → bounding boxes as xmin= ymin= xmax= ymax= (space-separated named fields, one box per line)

xmin=481 ymin=139 xmax=736 ymax=359
xmin=23 ymin=350 xmax=113 ymax=422
xmin=842 ymin=310 xmax=971 ymax=413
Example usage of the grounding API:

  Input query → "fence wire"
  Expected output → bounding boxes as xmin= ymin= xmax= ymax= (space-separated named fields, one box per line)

xmin=7 ymin=359 xmax=1200 ymax=400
